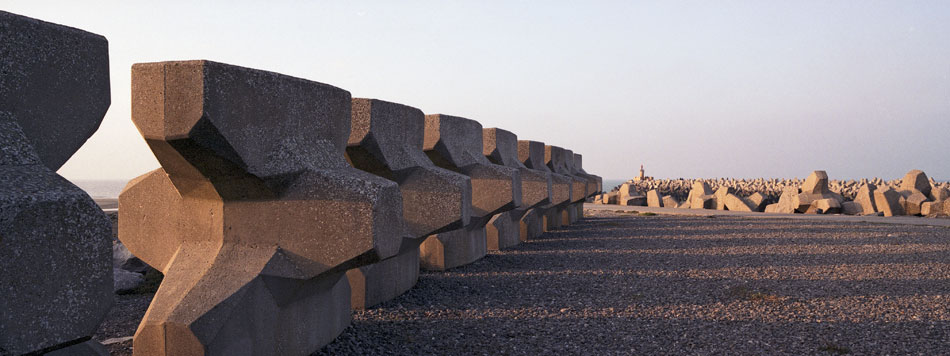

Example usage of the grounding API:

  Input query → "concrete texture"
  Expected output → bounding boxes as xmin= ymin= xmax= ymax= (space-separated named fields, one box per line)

xmin=545 ymin=145 xmax=587 ymax=226
xmin=0 ymin=11 xmax=111 ymax=171
xmin=483 ymin=128 xmax=551 ymax=251
xmin=419 ymin=114 xmax=520 ymax=270
xmin=0 ymin=12 xmax=113 ymax=356
xmin=518 ymin=140 xmax=570 ymax=239
xmin=345 ymin=98 xmax=472 ymax=309
xmin=119 ymin=60 xmax=406 ymax=355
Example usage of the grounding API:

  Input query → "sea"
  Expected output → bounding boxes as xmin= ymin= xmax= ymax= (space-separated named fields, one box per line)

xmin=69 ymin=179 xmax=129 ymax=199
xmin=602 ymin=178 xmax=627 ymax=191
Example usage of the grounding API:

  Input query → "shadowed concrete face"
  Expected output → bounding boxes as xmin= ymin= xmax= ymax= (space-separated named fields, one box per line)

xmin=0 ymin=12 xmax=112 ymax=356
xmin=120 ymin=60 xmax=405 ymax=355
xmin=483 ymin=128 xmax=551 ymax=250
xmin=573 ymin=153 xmax=602 ymax=196
xmin=345 ymin=98 xmax=472 ymax=308
xmin=0 ymin=11 xmax=111 ymax=171
xmin=546 ymin=145 xmax=587 ymax=226
xmin=518 ymin=140 xmax=571 ymax=236
xmin=419 ymin=114 xmax=521 ymax=270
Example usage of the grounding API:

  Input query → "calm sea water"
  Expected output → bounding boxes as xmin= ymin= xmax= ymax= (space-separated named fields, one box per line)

xmin=69 ymin=179 xmax=129 ymax=199
xmin=602 ymin=178 xmax=627 ymax=191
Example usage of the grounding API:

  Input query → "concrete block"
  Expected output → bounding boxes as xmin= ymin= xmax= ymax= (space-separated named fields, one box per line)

xmin=0 ymin=12 xmax=112 ymax=356
xmin=647 ymin=189 xmax=664 ymax=207
xmin=420 ymin=114 xmax=520 ymax=270
xmin=120 ymin=60 xmax=406 ymax=355
xmin=900 ymin=169 xmax=932 ymax=198
xmin=345 ymin=98 xmax=472 ymax=309
xmin=873 ymin=187 xmax=905 ymax=217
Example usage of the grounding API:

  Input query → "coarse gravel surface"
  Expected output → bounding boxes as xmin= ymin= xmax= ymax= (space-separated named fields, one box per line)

xmin=94 ymin=210 xmax=950 ymax=355
xmin=317 ymin=210 xmax=950 ymax=355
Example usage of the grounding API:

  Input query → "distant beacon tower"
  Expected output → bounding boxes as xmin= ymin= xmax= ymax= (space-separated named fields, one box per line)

xmin=634 ymin=164 xmax=652 ymax=182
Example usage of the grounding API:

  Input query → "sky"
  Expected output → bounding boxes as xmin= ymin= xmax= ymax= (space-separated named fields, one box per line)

xmin=5 ymin=0 xmax=949 ymax=181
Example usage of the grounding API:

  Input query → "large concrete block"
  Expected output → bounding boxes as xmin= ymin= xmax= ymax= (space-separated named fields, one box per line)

xmin=120 ymin=61 xmax=406 ymax=355
xmin=0 ymin=12 xmax=112 ymax=356
xmin=545 ymin=147 xmax=587 ymax=224
xmin=900 ymin=169 xmax=932 ymax=198
xmin=873 ymin=187 xmax=905 ymax=217
xmin=646 ymin=189 xmax=664 ymax=207
xmin=420 ymin=115 xmax=520 ymax=270
xmin=0 ymin=11 xmax=110 ymax=170
xmin=801 ymin=170 xmax=830 ymax=195
xmin=746 ymin=192 xmax=768 ymax=212
xmin=344 ymin=98 xmax=472 ymax=309
xmin=518 ymin=140 xmax=571 ymax=235
xmin=854 ymin=184 xmax=878 ymax=214
xmin=687 ymin=181 xmax=714 ymax=209
xmin=573 ymin=153 xmax=602 ymax=195
xmin=724 ymin=193 xmax=755 ymax=212
xmin=900 ymin=189 xmax=929 ymax=216
xmin=483 ymin=128 xmax=550 ymax=250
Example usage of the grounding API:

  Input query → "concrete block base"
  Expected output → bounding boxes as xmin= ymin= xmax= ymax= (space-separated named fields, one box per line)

xmin=419 ymin=226 xmax=487 ymax=271
xmin=347 ymin=245 xmax=421 ymax=310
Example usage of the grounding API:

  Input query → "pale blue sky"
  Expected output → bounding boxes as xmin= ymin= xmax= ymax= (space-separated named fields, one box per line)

xmin=6 ymin=1 xmax=949 ymax=181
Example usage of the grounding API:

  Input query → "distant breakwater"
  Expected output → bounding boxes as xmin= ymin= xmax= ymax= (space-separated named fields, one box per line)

xmin=610 ymin=177 xmax=950 ymax=205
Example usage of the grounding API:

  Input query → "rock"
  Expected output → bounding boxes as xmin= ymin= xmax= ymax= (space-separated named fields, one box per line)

xmin=765 ymin=187 xmax=802 ymax=213
xmin=0 ymin=11 xmax=113 ymax=356
xmin=900 ymin=190 xmax=929 ymax=216
xmin=841 ymin=201 xmax=863 ymax=215
xmin=113 ymin=268 xmax=144 ymax=293
xmin=853 ymin=184 xmax=878 ymax=214
xmin=806 ymin=198 xmax=841 ymax=214
xmin=647 ymin=189 xmax=664 ymax=207
xmin=900 ymin=169 xmax=932 ymax=198
xmin=723 ymin=193 xmax=755 ymax=212
xmin=873 ymin=187 xmax=905 ymax=217
xmin=113 ymin=242 xmax=150 ymax=273
xmin=662 ymin=195 xmax=680 ymax=209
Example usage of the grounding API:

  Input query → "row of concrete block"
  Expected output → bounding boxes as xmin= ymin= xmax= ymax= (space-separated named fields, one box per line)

xmin=0 ymin=11 xmax=602 ymax=356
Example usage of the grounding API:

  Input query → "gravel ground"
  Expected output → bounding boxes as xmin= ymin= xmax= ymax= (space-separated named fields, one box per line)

xmin=318 ymin=210 xmax=950 ymax=355
xmin=96 ymin=210 xmax=950 ymax=355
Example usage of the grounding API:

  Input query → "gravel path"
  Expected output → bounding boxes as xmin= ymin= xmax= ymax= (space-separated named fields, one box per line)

xmin=318 ymin=210 xmax=950 ymax=355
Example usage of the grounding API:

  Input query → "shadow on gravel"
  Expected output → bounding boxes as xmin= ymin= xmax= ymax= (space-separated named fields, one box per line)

xmin=320 ymin=212 xmax=950 ymax=355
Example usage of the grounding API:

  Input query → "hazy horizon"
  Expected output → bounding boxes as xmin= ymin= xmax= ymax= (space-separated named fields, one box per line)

xmin=7 ymin=1 xmax=949 ymax=181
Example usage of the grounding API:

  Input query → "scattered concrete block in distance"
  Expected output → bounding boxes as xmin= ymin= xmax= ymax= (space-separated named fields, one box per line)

xmin=662 ymin=195 xmax=680 ymax=209
xmin=841 ymin=201 xmax=863 ymax=215
xmin=873 ymin=187 xmax=905 ymax=217
xmin=745 ymin=192 xmax=768 ymax=212
xmin=647 ymin=189 xmax=664 ymax=207
xmin=806 ymin=198 xmax=841 ymax=214
xmin=854 ymin=184 xmax=878 ymax=214
xmin=900 ymin=169 xmax=932 ymax=198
